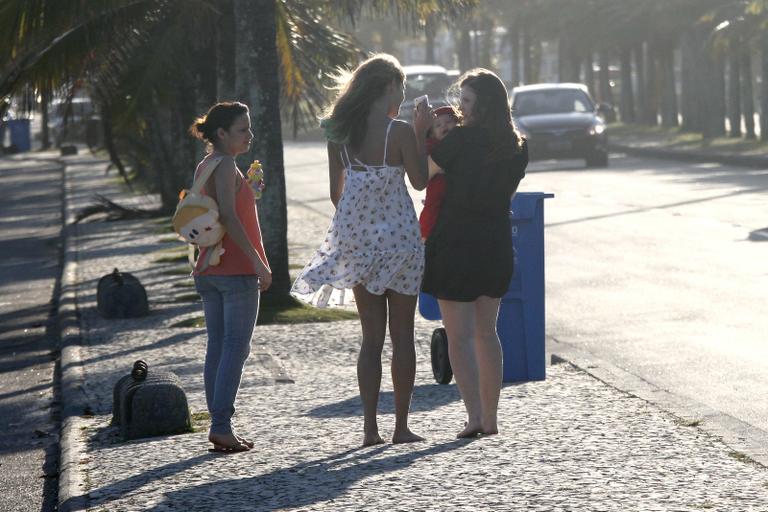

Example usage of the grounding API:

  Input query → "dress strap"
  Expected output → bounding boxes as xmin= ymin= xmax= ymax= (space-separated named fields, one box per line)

xmin=382 ymin=119 xmax=395 ymax=166
xmin=339 ymin=145 xmax=352 ymax=169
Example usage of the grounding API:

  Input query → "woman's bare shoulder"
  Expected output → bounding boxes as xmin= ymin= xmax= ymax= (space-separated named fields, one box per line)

xmin=389 ymin=119 xmax=416 ymax=142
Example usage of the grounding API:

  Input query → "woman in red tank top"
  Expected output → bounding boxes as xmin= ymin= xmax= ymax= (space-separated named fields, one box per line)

xmin=188 ymin=102 xmax=271 ymax=454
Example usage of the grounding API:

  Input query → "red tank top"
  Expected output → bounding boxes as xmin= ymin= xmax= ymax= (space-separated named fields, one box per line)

xmin=192 ymin=157 xmax=268 ymax=276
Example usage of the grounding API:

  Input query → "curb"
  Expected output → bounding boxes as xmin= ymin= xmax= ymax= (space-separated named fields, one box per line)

xmin=550 ymin=339 xmax=768 ymax=468
xmin=610 ymin=141 xmax=768 ymax=169
xmin=57 ymin=158 xmax=90 ymax=512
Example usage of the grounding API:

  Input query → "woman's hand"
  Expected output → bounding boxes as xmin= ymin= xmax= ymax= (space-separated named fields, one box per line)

xmin=251 ymin=256 xmax=272 ymax=291
xmin=412 ymin=102 xmax=432 ymax=138
xmin=257 ymin=268 xmax=272 ymax=292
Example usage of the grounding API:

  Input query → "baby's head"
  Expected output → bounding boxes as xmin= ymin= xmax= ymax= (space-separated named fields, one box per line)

xmin=431 ymin=106 xmax=460 ymax=140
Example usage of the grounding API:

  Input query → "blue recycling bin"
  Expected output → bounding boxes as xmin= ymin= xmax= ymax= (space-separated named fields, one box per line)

xmin=8 ymin=119 xmax=31 ymax=152
xmin=418 ymin=191 xmax=554 ymax=383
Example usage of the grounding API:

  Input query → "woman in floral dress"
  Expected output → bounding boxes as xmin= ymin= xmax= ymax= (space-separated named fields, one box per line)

xmin=292 ymin=54 xmax=431 ymax=446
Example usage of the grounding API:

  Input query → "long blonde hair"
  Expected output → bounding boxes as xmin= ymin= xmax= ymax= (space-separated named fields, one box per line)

xmin=321 ymin=54 xmax=405 ymax=149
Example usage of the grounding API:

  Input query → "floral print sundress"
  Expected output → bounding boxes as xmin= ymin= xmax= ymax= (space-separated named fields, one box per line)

xmin=291 ymin=119 xmax=424 ymax=307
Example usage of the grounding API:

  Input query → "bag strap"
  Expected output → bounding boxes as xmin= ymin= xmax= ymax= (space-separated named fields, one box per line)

xmin=190 ymin=155 xmax=225 ymax=195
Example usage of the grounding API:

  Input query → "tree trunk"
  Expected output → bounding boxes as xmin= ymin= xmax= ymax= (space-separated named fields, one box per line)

xmin=235 ymin=0 xmax=290 ymax=294
xmin=100 ymin=100 xmax=132 ymax=191
xmin=458 ymin=25 xmax=472 ymax=72
xmin=680 ymin=30 xmax=700 ymax=132
xmin=741 ymin=49 xmax=756 ymax=139
xmin=509 ymin=24 xmax=520 ymax=87
xmin=567 ymin=43 xmax=581 ymax=82
xmin=761 ymin=34 xmax=768 ymax=141
xmin=522 ymin=29 xmax=532 ymax=84
xmin=634 ymin=44 xmax=646 ymax=124
xmin=598 ymin=50 xmax=613 ymax=105
xmin=379 ymin=21 xmax=395 ymax=54
xmin=659 ymin=44 xmax=678 ymax=128
xmin=40 ymin=87 xmax=51 ymax=149
xmin=216 ymin=0 xmax=236 ymax=101
xmin=530 ymin=40 xmax=542 ymax=83
xmin=584 ymin=52 xmax=595 ymax=97
xmin=619 ymin=46 xmax=635 ymax=123
xmin=643 ymin=42 xmax=659 ymax=125
xmin=479 ymin=17 xmax=494 ymax=69
xmin=708 ymin=50 xmax=727 ymax=138
xmin=728 ymin=42 xmax=742 ymax=137
xmin=558 ymin=37 xmax=579 ymax=83
xmin=425 ymin=16 xmax=436 ymax=64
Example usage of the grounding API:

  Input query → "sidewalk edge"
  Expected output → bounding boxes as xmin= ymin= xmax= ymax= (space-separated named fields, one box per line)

xmin=551 ymin=340 xmax=768 ymax=468
xmin=610 ymin=141 xmax=768 ymax=169
xmin=57 ymin=158 xmax=90 ymax=512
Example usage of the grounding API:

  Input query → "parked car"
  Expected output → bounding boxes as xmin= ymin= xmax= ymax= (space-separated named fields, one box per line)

xmin=398 ymin=65 xmax=452 ymax=119
xmin=49 ymin=96 xmax=97 ymax=144
xmin=510 ymin=83 xmax=609 ymax=167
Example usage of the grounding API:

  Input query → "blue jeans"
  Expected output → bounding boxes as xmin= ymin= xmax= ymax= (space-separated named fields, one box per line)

xmin=194 ymin=275 xmax=260 ymax=436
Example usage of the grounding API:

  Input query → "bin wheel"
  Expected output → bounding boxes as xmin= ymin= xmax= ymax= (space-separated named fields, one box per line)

xmin=430 ymin=328 xmax=453 ymax=384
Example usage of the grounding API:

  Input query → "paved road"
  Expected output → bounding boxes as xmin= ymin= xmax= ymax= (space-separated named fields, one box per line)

xmin=283 ymin=141 xmax=768 ymax=438
xmin=0 ymin=154 xmax=63 ymax=512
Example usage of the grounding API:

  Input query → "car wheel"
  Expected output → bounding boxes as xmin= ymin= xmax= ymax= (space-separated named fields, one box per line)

xmin=585 ymin=150 xmax=609 ymax=168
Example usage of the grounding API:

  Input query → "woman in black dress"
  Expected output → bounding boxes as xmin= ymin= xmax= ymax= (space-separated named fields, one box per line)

xmin=420 ymin=69 xmax=528 ymax=438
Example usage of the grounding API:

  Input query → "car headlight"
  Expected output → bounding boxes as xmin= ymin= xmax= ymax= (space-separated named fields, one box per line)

xmin=589 ymin=123 xmax=605 ymax=136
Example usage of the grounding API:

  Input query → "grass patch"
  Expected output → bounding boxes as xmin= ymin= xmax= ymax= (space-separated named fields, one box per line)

xmin=152 ymin=245 xmax=191 ymax=264
xmin=169 ymin=294 xmax=358 ymax=327
xmin=172 ymin=293 xmax=200 ymax=303
xmin=674 ymin=418 xmax=702 ymax=428
xmin=289 ymin=263 xmax=306 ymax=270
xmin=158 ymin=235 xmax=182 ymax=244
xmin=171 ymin=316 xmax=206 ymax=328
xmin=189 ymin=411 xmax=211 ymax=433
xmin=172 ymin=281 xmax=195 ymax=288
xmin=153 ymin=253 xmax=188 ymax=264
xmin=728 ymin=451 xmax=760 ymax=466
xmin=161 ymin=267 xmax=192 ymax=276
xmin=609 ymin=122 xmax=768 ymax=154
xmin=257 ymin=294 xmax=357 ymax=325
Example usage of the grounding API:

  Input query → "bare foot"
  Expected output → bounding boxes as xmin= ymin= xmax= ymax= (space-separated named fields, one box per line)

xmin=482 ymin=419 xmax=498 ymax=436
xmin=209 ymin=432 xmax=250 ymax=453
xmin=457 ymin=423 xmax=484 ymax=439
xmin=392 ymin=429 xmax=425 ymax=444
xmin=362 ymin=432 xmax=385 ymax=447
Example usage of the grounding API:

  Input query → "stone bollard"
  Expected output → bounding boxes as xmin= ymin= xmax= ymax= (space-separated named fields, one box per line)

xmin=97 ymin=268 xmax=149 ymax=319
xmin=112 ymin=360 xmax=192 ymax=440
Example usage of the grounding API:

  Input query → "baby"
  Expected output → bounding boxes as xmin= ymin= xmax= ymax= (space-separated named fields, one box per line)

xmin=419 ymin=105 xmax=460 ymax=240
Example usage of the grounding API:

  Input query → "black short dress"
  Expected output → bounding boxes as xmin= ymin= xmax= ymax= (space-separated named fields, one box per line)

xmin=422 ymin=125 xmax=528 ymax=301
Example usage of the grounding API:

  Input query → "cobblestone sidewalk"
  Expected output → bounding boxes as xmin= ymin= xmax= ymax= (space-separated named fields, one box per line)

xmin=60 ymin=152 xmax=768 ymax=511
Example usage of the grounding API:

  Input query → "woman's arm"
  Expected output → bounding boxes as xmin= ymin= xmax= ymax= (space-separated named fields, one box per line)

xmin=428 ymin=156 xmax=443 ymax=179
xmin=209 ymin=157 xmax=272 ymax=290
xmin=327 ymin=142 xmax=345 ymax=208
xmin=400 ymin=104 xmax=432 ymax=191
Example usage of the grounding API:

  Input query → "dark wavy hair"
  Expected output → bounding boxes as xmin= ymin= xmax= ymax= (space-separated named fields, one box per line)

xmin=321 ymin=54 xmax=405 ymax=149
xmin=454 ymin=69 xmax=524 ymax=155
xmin=189 ymin=102 xmax=249 ymax=146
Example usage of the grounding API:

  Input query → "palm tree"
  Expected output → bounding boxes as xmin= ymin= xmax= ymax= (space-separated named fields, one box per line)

xmin=1 ymin=0 xmax=475 ymax=296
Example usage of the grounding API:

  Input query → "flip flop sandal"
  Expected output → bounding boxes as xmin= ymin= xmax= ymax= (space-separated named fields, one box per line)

xmin=236 ymin=436 xmax=254 ymax=449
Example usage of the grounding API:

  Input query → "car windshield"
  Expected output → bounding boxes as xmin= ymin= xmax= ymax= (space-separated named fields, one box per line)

xmin=405 ymin=73 xmax=451 ymax=101
xmin=513 ymin=89 xmax=593 ymax=116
